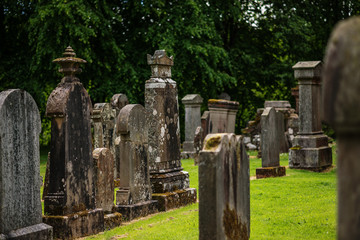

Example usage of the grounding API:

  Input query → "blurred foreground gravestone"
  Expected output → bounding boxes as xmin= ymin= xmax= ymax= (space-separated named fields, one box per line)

xmin=0 ymin=89 xmax=53 ymax=239
xmin=115 ymin=104 xmax=158 ymax=220
xmin=256 ymin=107 xmax=286 ymax=179
xmin=289 ymin=61 xmax=332 ymax=170
xmin=322 ymin=16 xmax=360 ymax=240
xmin=199 ymin=133 xmax=250 ymax=240
xmin=145 ymin=50 xmax=196 ymax=211
xmin=42 ymin=46 xmax=104 ymax=239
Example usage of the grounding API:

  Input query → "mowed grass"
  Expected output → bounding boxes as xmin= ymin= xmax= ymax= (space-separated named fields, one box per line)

xmin=40 ymin=145 xmax=337 ymax=240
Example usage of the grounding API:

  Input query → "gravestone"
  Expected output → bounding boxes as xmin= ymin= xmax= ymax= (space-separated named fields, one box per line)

xmin=42 ymin=46 xmax=104 ymax=239
xmin=181 ymin=94 xmax=203 ymax=156
xmin=91 ymin=103 xmax=116 ymax=150
xmin=322 ymin=16 xmax=360 ymax=240
xmin=193 ymin=126 xmax=204 ymax=165
xmin=114 ymin=104 xmax=157 ymax=220
xmin=111 ymin=93 xmax=129 ymax=117
xmin=201 ymin=111 xmax=210 ymax=142
xmin=0 ymin=89 xmax=53 ymax=239
xmin=145 ymin=50 xmax=197 ymax=211
xmin=208 ymin=99 xmax=239 ymax=134
xmin=199 ymin=133 xmax=250 ymax=240
xmin=291 ymin=85 xmax=300 ymax=114
xmin=256 ymin=107 xmax=286 ymax=179
xmin=288 ymin=61 xmax=332 ymax=170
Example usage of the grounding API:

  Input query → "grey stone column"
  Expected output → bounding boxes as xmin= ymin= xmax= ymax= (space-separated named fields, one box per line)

xmin=208 ymin=99 xmax=239 ymax=134
xmin=182 ymin=94 xmax=203 ymax=153
xmin=322 ymin=16 xmax=360 ymax=240
xmin=288 ymin=61 xmax=332 ymax=170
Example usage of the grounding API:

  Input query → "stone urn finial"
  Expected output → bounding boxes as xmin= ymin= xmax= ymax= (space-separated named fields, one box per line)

xmin=147 ymin=50 xmax=173 ymax=78
xmin=53 ymin=46 xmax=87 ymax=82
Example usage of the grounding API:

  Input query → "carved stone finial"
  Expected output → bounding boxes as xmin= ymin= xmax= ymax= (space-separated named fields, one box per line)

xmin=147 ymin=50 xmax=173 ymax=78
xmin=53 ymin=46 xmax=87 ymax=82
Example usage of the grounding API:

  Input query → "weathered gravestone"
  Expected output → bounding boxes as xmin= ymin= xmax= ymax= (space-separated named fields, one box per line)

xmin=201 ymin=110 xmax=210 ymax=142
xmin=322 ymin=16 xmax=360 ymax=240
xmin=208 ymin=99 xmax=239 ymax=134
xmin=199 ymin=133 xmax=250 ymax=240
xmin=145 ymin=50 xmax=197 ymax=211
xmin=42 ymin=46 xmax=104 ymax=239
xmin=0 ymin=89 xmax=53 ymax=239
xmin=181 ymin=94 xmax=203 ymax=157
xmin=114 ymin=104 xmax=158 ymax=220
xmin=288 ymin=61 xmax=332 ymax=170
xmin=193 ymin=126 xmax=204 ymax=165
xmin=291 ymin=85 xmax=300 ymax=114
xmin=256 ymin=107 xmax=286 ymax=179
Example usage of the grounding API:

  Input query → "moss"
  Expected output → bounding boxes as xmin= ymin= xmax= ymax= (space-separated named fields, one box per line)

xmin=223 ymin=204 xmax=248 ymax=240
xmin=204 ymin=135 xmax=222 ymax=150
xmin=290 ymin=145 xmax=302 ymax=150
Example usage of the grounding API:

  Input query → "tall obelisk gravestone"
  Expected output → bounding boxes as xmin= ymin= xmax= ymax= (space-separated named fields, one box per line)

xmin=145 ymin=50 xmax=197 ymax=211
xmin=43 ymin=46 xmax=104 ymax=239
xmin=0 ymin=89 xmax=53 ymax=239
xmin=323 ymin=16 xmax=360 ymax=240
xmin=289 ymin=61 xmax=332 ymax=170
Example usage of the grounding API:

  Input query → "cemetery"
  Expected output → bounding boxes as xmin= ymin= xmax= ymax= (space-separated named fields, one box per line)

xmin=1 ymin=2 xmax=360 ymax=240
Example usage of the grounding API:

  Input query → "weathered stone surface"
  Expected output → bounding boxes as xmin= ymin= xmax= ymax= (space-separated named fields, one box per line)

xmin=256 ymin=167 xmax=286 ymax=179
xmin=0 ymin=89 xmax=53 ymax=239
xmin=182 ymin=94 xmax=203 ymax=154
xmin=193 ymin=126 xmax=204 ymax=165
xmin=92 ymin=103 xmax=116 ymax=149
xmin=114 ymin=201 xmax=158 ymax=221
xmin=289 ymin=61 xmax=332 ymax=170
xmin=199 ymin=134 xmax=250 ymax=240
xmin=152 ymin=189 xmax=197 ymax=212
xmin=291 ymin=86 xmax=299 ymax=113
xmin=322 ymin=16 xmax=360 ymax=240
xmin=111 ymin=93 xmax=129 ymax=117
xmin=208 ymin=99 xmax=239 ymax=134
xmin=104 ymin=213 xmax=122 ymax=231
xmin=43 ymin=46 xmax=103 ymax=238
xmin=93 ymin=148 xmax=114 ymax=213
xmin=201 ymin=111 xmax=210 ymax=142
xmin=264 ymin=100 xmax=291 ymax=109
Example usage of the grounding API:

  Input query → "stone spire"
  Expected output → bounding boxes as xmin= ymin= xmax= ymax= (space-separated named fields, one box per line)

xmin=53 ymin=46 xmax=86 ymax=82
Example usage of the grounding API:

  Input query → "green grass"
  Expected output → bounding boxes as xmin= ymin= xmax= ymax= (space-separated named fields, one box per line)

xmin=40 ymin=145 xmax=337 ymax=240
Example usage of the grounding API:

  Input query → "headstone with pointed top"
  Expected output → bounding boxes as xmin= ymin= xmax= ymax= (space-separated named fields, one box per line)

xmin=145 ymin=50 xmax=197 ymax=211
xmin=42 ymin=46 xmax=104 ymax=239
xmin=0 ymin=89 xmax=53 ymax=239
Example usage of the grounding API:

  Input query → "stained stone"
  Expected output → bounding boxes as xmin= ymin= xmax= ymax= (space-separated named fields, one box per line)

xmin=289 ymin=61 xmax=332 ymax=170
xmin=182 ymin=94 xmax=203 ymax=154
xmin=115 ymin=104 xmax=157 ymax=220
xmin=322 ymin=16 xmax=360 ymax=240
xmin=201 ymin=111 xmax=210 ymax=142
xmin=208 ymin=99 xmax=239 ymax=134
xmin=193 ymin=126 xmax=204 ymax=165
xmin=0 ymin=89 xmax=53 ymax=239
xmin=264 ymin=100 xmax=291 ymax=109
xmin=111 ymin=93 xmax=129 ymax=117
xmin=291 ymin=86 xmax=300 ymax=114
xmin=92 ymin=103 xmax=116 ymax=150
xmin=199 ymin=133 xmax=250 ymax=240
xmin=42 ymin=46 xmax=103 ymax=239
xmin=93 ymin=148 xmax=114 ymax=213
xmin=145 ymin=50 xmax=196 ymax=211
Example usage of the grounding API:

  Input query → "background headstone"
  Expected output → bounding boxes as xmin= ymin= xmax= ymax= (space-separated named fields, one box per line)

xmin=201 ymin=111 xmax=210 ymax=142
xmin=208 ymin=99 xmax=239 ymax=134
xmin=322 ymin=16 xmax=360 ymax=240
xmin=199 ymin=133 xmax=250 ymax=240
xmin=193 ymin=126 xmax=204 ymax=165
xmin=0 ymin=89 xmax=53 ymax=239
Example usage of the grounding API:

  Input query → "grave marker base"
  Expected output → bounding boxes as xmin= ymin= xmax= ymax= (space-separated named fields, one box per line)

xmin=2 ymin=223 xmax=53 ymax=240
xmin=256 ymin=166 xmax=286 ymax=179
xmin=289 ymin=143 xmax=332 ymax=170
xmin=104 ymin=213 xmax=122 ymax=231
xmin=152 ymin=188 xmax=197 ymax=212
xmin=115 ymin=200 xmax=158 ymax=221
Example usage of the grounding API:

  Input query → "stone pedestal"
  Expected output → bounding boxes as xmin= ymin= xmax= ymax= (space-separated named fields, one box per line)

xmin=208 ymin=99 xmax=239 ymax=134
xmin=43 ymin=47 xmax=103 ymax=239
xmin=289 ymin=61 xmax=332 ymax=170
xmin=0 ymin=89 xmax=53 ymax=239
xmin=145 ymin=50 xmax=197 ymax=211
xmin=323 ymin=17 xmax=360 ymax=240
xmin=199 ymin=134 xmax=250 ymax=240
xmin=181 ymin=94 xmax=203 ymax=156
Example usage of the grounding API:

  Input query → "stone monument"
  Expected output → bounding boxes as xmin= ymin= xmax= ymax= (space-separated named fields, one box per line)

xmin=42 ymin=46 xmax=104 ymax=239
xmin=145 ymin=50 xmax=197 ymax=211
xmin=201 ymin=110 xmax=210 ymax=142
xmin=208 ymin=99 xmax=239 ymax=134
xmin=115 ymin=104 xmax=158 ymax=220
xmin=322 ymin=16 xmax=360 ymax=240
xmin=288 ymin=61 xmax=332 ymax=170
xmin=256 ymin=107 xmax=286 ymax=179
xmin=199 ymin=133 xmax=250 ymax=240
xmin=0 ymin=89 xmax=53 ymax=239
xmin=181 ymin=94 xmax=203 ymax=156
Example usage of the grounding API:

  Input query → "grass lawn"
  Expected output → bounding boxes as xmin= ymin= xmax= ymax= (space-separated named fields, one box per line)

xmin=40 ymin=145 xmax=337 ymax=240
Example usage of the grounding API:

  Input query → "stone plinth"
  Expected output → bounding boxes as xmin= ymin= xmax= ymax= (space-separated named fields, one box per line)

xmin=182 ymin=94 xmax=203 ymax=155
xmin=145 ymin=50 xmax=197 ymax=211
xmin=199 ymin=134 xmax=250 ymax=240
xmin=43 ymin=46 xmax=103 ymax=239
xmin=289 ymin=61 xmax=332 ymax=170
xmin=0 ymin=89 xmax=53 ymax=239
xmin=322 ymin=16 xmax=360 ymax=240
xmin=208 ymin=99 xmax=239 ymax=134
xmin=115 ymin=104 xmax=157 ymax=221
xmin=256 ymin=107 xmax=286 ymax=179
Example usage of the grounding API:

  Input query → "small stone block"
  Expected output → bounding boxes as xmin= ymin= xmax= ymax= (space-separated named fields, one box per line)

xmin=256 ymin=166 xmax=286 ymax=179
xmin=289 ymin=146 xmax=332 ymax=170
xmin=152 ymin=188 xmax=197 ymax=212
xmin=5 ymin=223 xmax=53 ymax=240
xmin=104 ymin=213 xmax=122 ymax=231
xmin=115 ymin=200 xmax=158 ymax=221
